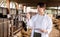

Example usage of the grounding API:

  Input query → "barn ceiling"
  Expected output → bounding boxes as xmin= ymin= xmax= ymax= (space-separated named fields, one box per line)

xmin=1 ymin=0 xmax=60 ymax=7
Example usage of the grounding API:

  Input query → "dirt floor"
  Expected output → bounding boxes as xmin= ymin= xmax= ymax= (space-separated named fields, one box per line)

xmin=49 ymin=27 xmax=59 ymax=37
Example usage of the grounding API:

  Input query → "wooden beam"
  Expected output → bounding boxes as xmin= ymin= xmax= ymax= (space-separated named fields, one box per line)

xmin=10 ymin=0 xmax=60 ymax=7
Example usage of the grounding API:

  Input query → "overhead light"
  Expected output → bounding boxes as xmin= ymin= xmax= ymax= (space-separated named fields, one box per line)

xmin=26 ymin=7 xmax=31 ymax=12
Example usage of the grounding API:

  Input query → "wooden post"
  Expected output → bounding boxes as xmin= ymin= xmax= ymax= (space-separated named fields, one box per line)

xmin=6 ymin=0 xmax=10 ymax=14
xmin=15 ymin=2 xmax=19 ymax=14
xmin=6 ymin=0 xmax=10 ymax=37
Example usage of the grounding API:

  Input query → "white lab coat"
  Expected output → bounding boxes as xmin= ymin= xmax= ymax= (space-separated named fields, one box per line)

xmin=27 ymin=14 xmax=53 ymax=37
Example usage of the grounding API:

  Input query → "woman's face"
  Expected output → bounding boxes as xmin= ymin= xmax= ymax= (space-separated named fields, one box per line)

xmin=37 ymin=5 xmax=45 ymax=13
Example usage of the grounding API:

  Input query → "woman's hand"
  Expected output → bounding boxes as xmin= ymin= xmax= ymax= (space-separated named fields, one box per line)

xmin=26 ymin=13 xmax=30 ymax=20
xmin=40 ymin=29 xmax=48 ymax=33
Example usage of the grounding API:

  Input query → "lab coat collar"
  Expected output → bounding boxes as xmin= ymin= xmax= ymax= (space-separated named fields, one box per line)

xmin=37 ymin=13 xmax=46 ymax=17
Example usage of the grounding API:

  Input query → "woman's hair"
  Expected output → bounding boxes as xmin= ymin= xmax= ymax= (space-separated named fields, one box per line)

xmin=37 ymin=2 xmax=46 ymax=8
